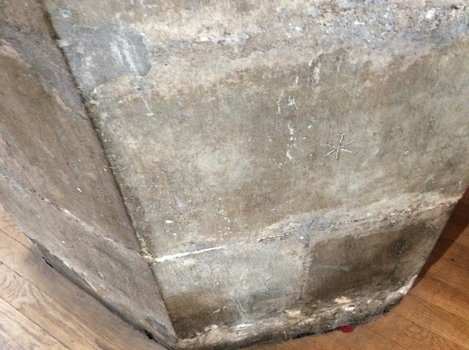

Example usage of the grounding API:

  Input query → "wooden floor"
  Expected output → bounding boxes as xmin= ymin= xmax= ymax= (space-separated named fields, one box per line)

xmin=1 ymin=190 xmax=468 ymax=350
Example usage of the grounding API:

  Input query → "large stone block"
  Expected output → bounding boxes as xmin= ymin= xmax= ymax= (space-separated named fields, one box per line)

xmin=1 ymin=0 xmax=469 ymax=349
xmin=0 ymin=0 xmax=174 ymax=345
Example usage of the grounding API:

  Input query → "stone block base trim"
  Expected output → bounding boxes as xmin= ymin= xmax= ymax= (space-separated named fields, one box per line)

xmin=176 ymin=287 xmax=409 ymax=350
xmin=1 ymin=1 xmax=469 ymax=349
xmin=168 ymin=193 xmax=454 ymax=349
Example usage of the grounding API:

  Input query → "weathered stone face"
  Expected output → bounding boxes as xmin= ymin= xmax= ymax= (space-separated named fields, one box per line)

xmin=0 ymin=0 xmax=174 ymax=345
xmin=302 ymin=199 xmax=449 ymax=311
xmin=86 ymin=42 xmax=469 ymax=258
xmin=2 ymin=0 xmax=469 ymax=349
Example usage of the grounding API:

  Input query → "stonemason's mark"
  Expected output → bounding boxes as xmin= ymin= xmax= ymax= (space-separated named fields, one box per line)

xmin=325 ymin=133 xmax=354 ymax=160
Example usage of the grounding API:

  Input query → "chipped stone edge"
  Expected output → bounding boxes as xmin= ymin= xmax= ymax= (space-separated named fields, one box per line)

xmin=174 ymin=275 xmax=417 ymax=349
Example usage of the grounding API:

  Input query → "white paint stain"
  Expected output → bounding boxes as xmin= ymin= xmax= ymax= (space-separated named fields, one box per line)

xmin=344 ymin=305 xmax=356 ymax=312
xmin=276 ymin=91 xmax=284 ymax=115
xmin=175 ymin=197 xmax=186 ymax=208
xmin=110 ymin=41 xmax=124 ymax=66
xmin=142 ymin=97 xmax=155 ymax=116
xmin=313 ymin=62 xmax=321 ymax=84
xmin=155 ymin=245 xmax=228 ymax=262
xmin=286 ymin=150 xmax=294 ymax=162
xmin=396 ymin=275 xmax=417 ymax=295
xmin=120 ymin=35 xmax=140 ymax=76
xmin=284 ymin=309 xmax=302 ymax=318
xmin=426 ymin=8 xmax=438 ymax=20
xmin=383 ymin=275 xmax=417 ymax=306
xmin=235 ymin=323 xmax=255 ymax=330
xmin=60 ymin=9 xmax=72 ymax=18
xmin=334 ymin=296 xmax=351 ymax=304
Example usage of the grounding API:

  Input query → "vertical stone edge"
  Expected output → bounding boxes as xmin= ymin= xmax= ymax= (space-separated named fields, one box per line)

xmin=0 ymin=1 xmax=176 ymax=346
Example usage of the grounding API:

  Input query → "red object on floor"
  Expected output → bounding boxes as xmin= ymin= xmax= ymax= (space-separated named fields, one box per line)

xmin=341 ymin=325 xmax=355 ymax=333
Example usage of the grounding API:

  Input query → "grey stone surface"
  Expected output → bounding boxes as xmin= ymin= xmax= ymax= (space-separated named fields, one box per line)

xmin=302 ymin=194 xmax=451 ymax=312
xmin=0 ymin=1 xmax=174 ymax=344
xmin=156 ymin=228 xmax=308 ymax=338
xmin=45 ymin=0 xmax=469 ymax=254
xmin=2 ymin=0 xmax=469 ymax=349
xmin=64 ymin=25 xmax=151 ymax=94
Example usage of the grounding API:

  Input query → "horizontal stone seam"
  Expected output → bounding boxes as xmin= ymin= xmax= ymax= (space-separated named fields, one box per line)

xmin=0 ymin=172 xmax=140 ymax=255
xmin=130 ymin=8 xmax=469 ymax=98
xmin=150 ymin=194 xmax=459 ymax=263
xmin=326 ymin=197 xmax=459 ymax=228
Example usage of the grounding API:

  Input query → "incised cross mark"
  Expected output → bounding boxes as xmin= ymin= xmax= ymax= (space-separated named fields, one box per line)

xmin=325 ymin=133 xmax=354 ymax=160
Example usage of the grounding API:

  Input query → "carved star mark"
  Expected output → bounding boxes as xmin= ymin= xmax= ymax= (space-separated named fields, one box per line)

xmin=325 ymin=133 xmax=354 ymax=160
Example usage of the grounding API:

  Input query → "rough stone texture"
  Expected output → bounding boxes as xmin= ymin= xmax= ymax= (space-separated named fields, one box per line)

xmin=0 ymin=1 xmax=175 ymax=345
xmin=2 ymin=0 xmax=469 ymax=349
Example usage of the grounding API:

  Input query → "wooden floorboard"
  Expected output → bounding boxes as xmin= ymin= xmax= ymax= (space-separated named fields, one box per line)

xmin=0 ymin=262 xmax=109 ymax=350
xmin=0 ymin=190 xmax=468 ymax=350
xmin=0 ymin=208 xmax=34 ymax=251
xmin=366 ymin=309 xmax=461 ymax=350
xmin=0 ymin=208 xmax=164 ymax=350
xmin=0 ymin=297 xmax=66 ymax=350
